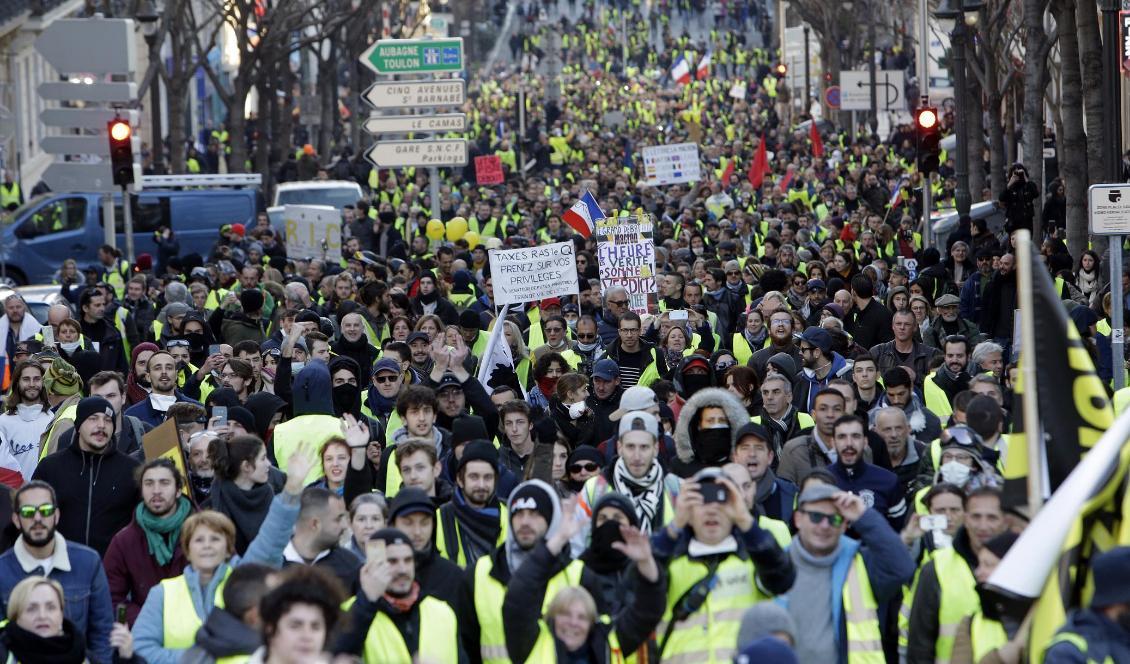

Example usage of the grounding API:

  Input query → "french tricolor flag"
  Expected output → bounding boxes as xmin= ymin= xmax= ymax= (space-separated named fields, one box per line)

xmin=671 ymin=56 xmax=692 ymax=85
xmin=562 ymin=191 xmax=606 ymax=238
xmin=696 ymin=51 xmax=712 ymax=80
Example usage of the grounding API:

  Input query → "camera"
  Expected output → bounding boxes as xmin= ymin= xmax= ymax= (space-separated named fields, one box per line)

xmin=699 ymin=479 xmax=729 ymax=504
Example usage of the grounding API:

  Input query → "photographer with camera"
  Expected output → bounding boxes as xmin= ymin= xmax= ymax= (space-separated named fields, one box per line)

xmin=999 ymin=163 xmax=1040 ymax=235
xmin=650 ymin=467 xmax=795 ymax=662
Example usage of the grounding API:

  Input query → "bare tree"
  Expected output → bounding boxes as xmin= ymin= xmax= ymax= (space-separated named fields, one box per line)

xmin=1050 ymin=0 xmax=1088 ymax=256
xmin=1020 ymin=0 xmax=1057 ymax=240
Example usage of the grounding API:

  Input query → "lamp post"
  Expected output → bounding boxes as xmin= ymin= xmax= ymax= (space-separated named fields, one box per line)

xmin=1100 ymin=0 xmax=1123 ymax=184
xmin=935 ymin=0 xmax=982 ymax=219
xmin=137 ymin=1 xmax=162 ymax=174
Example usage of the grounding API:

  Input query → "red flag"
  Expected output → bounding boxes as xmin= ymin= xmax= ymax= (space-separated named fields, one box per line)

xmin=721 ymin=159 xmax=735 ymax=184
xmin=779 ymin=166 xmax=795 ymax=193
xmin=809 ymin=122 xmax=824 ymax=158
xmin=748 ymin=136 xmax=769 ymax=188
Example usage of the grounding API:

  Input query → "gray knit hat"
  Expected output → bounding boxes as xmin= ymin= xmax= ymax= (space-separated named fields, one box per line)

xmin=736 ymin=601 xmax=797 ymax=650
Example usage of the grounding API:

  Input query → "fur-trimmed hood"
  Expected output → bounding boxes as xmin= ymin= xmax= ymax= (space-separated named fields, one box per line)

xmin=673 ymin=387 xmax=751 ymax=464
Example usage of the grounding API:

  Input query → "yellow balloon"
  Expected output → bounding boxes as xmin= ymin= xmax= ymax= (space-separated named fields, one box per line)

xmin=463 ymin=231 xmax=481 ymax=248
xmin=446 ymin=217 xmax=469 ymax=242
xmin=426 ymin=219 xmax=445 ymax=240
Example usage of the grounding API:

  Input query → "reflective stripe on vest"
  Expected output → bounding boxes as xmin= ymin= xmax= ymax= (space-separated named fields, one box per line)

xmin=843 ymin=554 xmax=885 ymax=663
xmin=160 ymin=569 xmax=231 ymax=649
xmin=41 ymin=404 xmax=78 ymax=459
xmin=970 ymin=610 xmax=1007 ymax=663
xmin=525 ymin=617 xmax=625 ymax=664
xmin=363 ymin=595 xmax=458 ymax=663
xmin=932 ymin=547 xmax=979 ymax=661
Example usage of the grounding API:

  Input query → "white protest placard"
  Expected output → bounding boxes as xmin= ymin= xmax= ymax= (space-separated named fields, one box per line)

xmin=283 ymin=205 xmax=342 ymax=262
xmin=596 ymin=215 xmax=658 ymax=315
xmin=641 ymin=142 xmax=701 ymax=186
xmin=488 ymin=241 xmax=579 ymax=307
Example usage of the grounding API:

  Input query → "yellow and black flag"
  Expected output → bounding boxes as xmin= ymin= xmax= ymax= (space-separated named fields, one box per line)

xmin=1000 ymin=242 xmax=1113 ymax=513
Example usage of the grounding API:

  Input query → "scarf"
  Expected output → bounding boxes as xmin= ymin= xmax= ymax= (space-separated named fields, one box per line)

xmin=754 ymin=468 xmax=777 ymax=505
xmin=208 ymin=478 xmax=275 ymax=554
xmin=383 ymin=581 xmax=421 ymax=613
xmin=612 ymin=458 xmax=664 ymax=533
xmin=365 ymin=388 xmax=398 ymax=420
xmin=1077 ymin=268 xmax=1098 ymax=295
xmin=744 ymin=328 xmax=768 ymax=349
xmin=2 ymin=620 xmax=86 ymax=664
xmin=135 ymin=495 xmax=192 ymax=566
xmin=450 ymin=490 xmax=502 ymax=561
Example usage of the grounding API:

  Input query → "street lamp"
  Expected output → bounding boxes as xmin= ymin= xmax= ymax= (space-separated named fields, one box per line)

xmin=934 ymin=0 xmax=983 ymax=219
xmin=136 ymin=0 xmax=163 ymax=174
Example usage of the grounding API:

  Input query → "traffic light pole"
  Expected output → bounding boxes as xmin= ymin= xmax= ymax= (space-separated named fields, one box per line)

xmin=121 ymin=185 xmax=134 ymax=266
xmin=950 ymin=19 xmax=971 ymax=219
xmin=923 ymin=173 xmax=933 ymax=249
xmin=102 ymin=193 xmax=116 ymax=249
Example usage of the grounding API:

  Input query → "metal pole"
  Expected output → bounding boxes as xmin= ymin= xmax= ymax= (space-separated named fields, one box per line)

xmin=122 ymin=186 xmax=135 ymax=265
xmin=518 ymin=85 xmax=526 ymax=179
xmin=1014 ymin=229 xmax=1045 ymax=514
xmin=102 ymin=193 xmax=116 ymax=248
xmin=621 ymin=8 xmax=628 ymax=73
xmin=867 ymin=19 xmax=878 ymax=134
xmin=803 ymin=26 xmax=810 ymax=115
xmin=148 ymin=38 xmax=163 ymax=173
xmin=923 ymin=172 xmax=933 ymax=249
xmin=851 ymin=110 xmax=856 ymax=143
xmin=1113 ymin=238 xmax=1125 ymax=391
xmin=951 ymin=18 xmax=971 ymax=218
xmin=1101 ymin=0 xmax=1123 ymax=184
xmin=918 ymin=0 xmax=929 ymax=99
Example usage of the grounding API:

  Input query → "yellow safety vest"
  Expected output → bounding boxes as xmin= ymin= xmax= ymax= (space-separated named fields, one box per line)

xmin=659 ymin=554 xmax=771 ymax=663
xmin=362 ymin=595 xmax=458 ymax=663
xmin=435 ymin=504 xmax=509 ymax=568
xmin=731 ymin=333 xmax=766 ymax=366
xmin=472 ymin=554 xmax=582 ymax=664
xmin=970 ymin=610 xmax=1008 ymax=663
xmin=159 ymin=568 xmax=231 ymax=649
xmin=524 ymin=618 xmax=625 ymax=664
xmin=0 ymin=183 xmax=20 ymax=209
xmin=930 ymin=547 xmax=980 ymax=661
xmin=270 ymin=414 xmax=341 ymax=485
xmin=40 ymin=404 xmax=78 ymax=459
xmin=841 ymin=554 xmax=885 ymax=663
xmin=922 ymin=372 xmax=953 ymax=420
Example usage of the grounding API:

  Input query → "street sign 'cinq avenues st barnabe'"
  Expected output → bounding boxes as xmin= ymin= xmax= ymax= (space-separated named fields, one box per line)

xmin=361 ymin=38 xmax=464 ymax=75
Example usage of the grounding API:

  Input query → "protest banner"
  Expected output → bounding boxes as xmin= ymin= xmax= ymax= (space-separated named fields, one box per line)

xmin=284 ymin=205 xmax=342 ymax=261
xmin=641 ymin=142 xmax=701 ymax=186
xmin=596 ymin=215 xmax=658 ymax=315
xmin=475 ymin=155 xmax=504 ymax=185
xmin=142 ymin=418 xmax=190 ymax=497
xmin=488 ymin=241 xmax=580 ymax=306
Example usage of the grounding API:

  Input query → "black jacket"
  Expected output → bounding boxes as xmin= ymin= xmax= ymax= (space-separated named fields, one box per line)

xmin=182 ymin=607 xmax=261 ymax=664
xmin=281 ymin=546 xmax=362 ymax=593
xmin=32 ymin=443 xmax=140 ymax=555
xmin=846 ymin=298 xmax=894 ymax=350
xmin=80 ymin=317 xmax=128 ymax=374
xmin=503 ymin=540 xmax=667 ymax=664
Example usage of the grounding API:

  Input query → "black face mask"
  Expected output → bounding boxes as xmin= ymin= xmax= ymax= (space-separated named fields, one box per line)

xmin=184 ymin=332 xmax=206 ymax=354
xmin=681 ymin=373 xmax=712 ymax=397
xmin=333 ymin=384 xmax=359 ymax=415
xmin=695 ymin=428 xmax=732 ymax=464
xmin=583 ymin=520 xmax=629 ymax=574
xmin=378 ymin=211 xmax=396 ymax=225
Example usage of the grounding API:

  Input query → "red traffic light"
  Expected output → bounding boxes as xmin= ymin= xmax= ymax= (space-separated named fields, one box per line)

xmin=774 ymin=63 xmax=787 ymax=77
xmin=109 ymin=120 xmax=131 ymax=142
xmin=916 ymin=108 xmax=938 ymax=130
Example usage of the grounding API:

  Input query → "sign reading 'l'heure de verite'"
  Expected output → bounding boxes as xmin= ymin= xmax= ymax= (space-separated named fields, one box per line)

xmin=361 ymin=38 xmax=464 ymax=75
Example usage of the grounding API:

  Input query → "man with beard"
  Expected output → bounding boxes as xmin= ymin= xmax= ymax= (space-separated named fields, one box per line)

xmin=586 ymin=359 xmax=623 ymax=445
xmin=34 ymin=396 xmax=140 ymax=555
xmin=794 ymin=327 xmax=850 ymax=413
xmin=282 ymin=488 xmax=362 ymax=591
xmin=924 ymin=294 xmax=982 ymax=352
xmin=332 ymin=312 xmax=378 ymax=373
xmin=730 ymin=422 xmax=798 ymax=523
xmin=103 ymin=458 xmax=193 ymax=625
xmin=125 ymin=351 xmax=202 ymax=427
xmin=0 ymin=480 xmax=115 ymax=663
xmin=923 ymin=335 xmax=972 ymax=420
xmin=79 ymin=287 xmax=127 ymax=374
xmin=0 ymin=360 xmax=53 ymax=486
xmin=332 ymin=526 xmax=464 ymax=662
xmin=435 ymin=440 xmax=505 ymax=568
xmin=826 ymin=415 xmax=906 ymax=531
xmin=748 ymin=310 xmax=802 ymax=379
xmin=426 ymin=337 xmax=498 ymax=439
xmin=0 ymin=295 xmax=42 ymax=370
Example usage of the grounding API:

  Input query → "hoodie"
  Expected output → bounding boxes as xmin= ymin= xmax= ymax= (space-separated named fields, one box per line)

xmin=670 ymin=388 xmax=751 ymax=477
xmin=244 ymin=392 xmax=287 ymax=441
xmin=291 ymin=360 xmax=334 ymax=416
xmin=793 ymin=351 xmax=850 ymax=412
xmin=180 ymin=608 xmax=261 ymax=664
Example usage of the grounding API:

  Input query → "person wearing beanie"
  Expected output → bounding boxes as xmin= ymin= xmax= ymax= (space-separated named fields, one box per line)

xmin=33 ymin=396 xmax=141 ymax=555
xmin=780 ymin=483 xmax=914 ymax=664
xmin=502 ymin=486 xmax=666 ymax=664
xmin=736 ymin=600 xmax=798 ymax=650
xmin=1043 ymin=546 xmax=1130 ymax=664
xmin=219 ymin=288 xmax=267 ymax=346
xmin=733 ymin=636 xmax=799 ymax=664
xmin=449 ymin=269 xmax=477 ymax=310
xmin=38 ymin=356 xmax=87 ymax=458
xmin=124 ymin=350 xmax=202 ymax=429
xmin=950 ymin=531 xmax=1022 ymax=663
xmin=434 ymin=438 xmax=506 ymax=568
xmin=331 ymin=525 xmax=465 ymax=663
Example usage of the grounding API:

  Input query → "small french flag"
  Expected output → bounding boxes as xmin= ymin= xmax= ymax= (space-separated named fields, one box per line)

xmin=671 ymin=56 xmax=692 ymax=85
xmin=562 ymin=191 xmax=606 ymax=238
xmin=696 ymin=51 xmax=712 ymax=80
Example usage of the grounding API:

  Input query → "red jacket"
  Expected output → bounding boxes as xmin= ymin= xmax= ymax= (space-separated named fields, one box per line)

xmin=102 ymin=518 xmax=189 ymax=626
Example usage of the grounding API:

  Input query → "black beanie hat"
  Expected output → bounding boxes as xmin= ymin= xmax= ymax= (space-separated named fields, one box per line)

xmin=457 ymin=440 xmax=499 ymax=474
xmin=239 ymin=288 xmax=264 ymax=313
xmin=509 ymin=482 xmax=555 ymax=524
xmin=451 ymin=415 xmax=489 ymax=448
xmin=369 ymin=527 xmax=414 ymax=548
xmin=74 ymin=396 xmax=117 ymax=438
xmin=591 ymin=491 xmax=639 ymax=527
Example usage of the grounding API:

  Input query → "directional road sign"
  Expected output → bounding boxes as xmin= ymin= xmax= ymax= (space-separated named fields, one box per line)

xmin=366 ymin=139 xmax=468 ymax=168
xmin=363 ymin=113 xmax=467 ymax=134
xmin=34 ymin=18 xmax=137 ymax=74
xmin=1090 ymin=184 xmax=1130 ymax=235
xmin=38 ymin=82 xmax=138 ymax=104
xmin=839 ymin=70 xmax=905 ymax=111
xmin=40 ymin=109 xmax=141 ymax=131
xmin=360 ymin=38 xmax=464 ymax=75
xmin=363 ymin=80 xmax=466 ymax=109
xmin=40 ymin=135 xmax=141 ymax=157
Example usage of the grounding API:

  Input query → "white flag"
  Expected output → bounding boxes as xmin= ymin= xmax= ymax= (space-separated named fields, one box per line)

xmin=475 ymin=305 xmax=526 ymax=397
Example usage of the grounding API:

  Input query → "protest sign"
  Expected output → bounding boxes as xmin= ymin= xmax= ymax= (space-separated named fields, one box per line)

xmin=641 ymin=142 xmax=701 ymax=186
xmin=596 ymin=215 xmax=658 ymax=315
xmin=142 ymin=419 xmax=190 ymax=497
xmin=475 ymin=155 xmax=504 ymax=185
xmin=284 ymin=205 xmax=341 ymax=261
xmin=488 ymin=241 xmax=579 ymax=306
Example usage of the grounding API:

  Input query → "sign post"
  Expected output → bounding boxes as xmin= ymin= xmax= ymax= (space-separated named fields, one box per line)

xmin=1089 ymin=183 xmax=1130 ymax=390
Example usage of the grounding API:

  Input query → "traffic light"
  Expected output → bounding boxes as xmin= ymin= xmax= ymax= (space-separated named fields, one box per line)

xmin=774 ymin=63 xmax=787 ymax=79
xmin=107 ymin=118 xmax=134 ymax=187
xmin=915 ymin=106 xmax=941 ymax=174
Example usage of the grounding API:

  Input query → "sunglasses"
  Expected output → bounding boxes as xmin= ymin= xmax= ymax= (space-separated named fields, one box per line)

xmin=576 ymin=333 xmax=597 ymax=340
xmin=18 ymin=503 xmax=57 ymax=519
xmin=608 ymin=300 xmax=629 ymax=307
xmin=569 ymin=462 xmax=599 ymax=473
xmin=801 ymin=509 xmax=845 ymax=527
xmin=727 ymin=270 xmax=741 ymax=276
xmin=715 ymin=361 xmax=736 ymax=372
xmin=374 ymin=374 xmax=399 ymax=384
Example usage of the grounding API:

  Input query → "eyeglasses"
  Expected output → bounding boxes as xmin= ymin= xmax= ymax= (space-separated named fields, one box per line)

xmin=799 ymin=345 xmax=816 ymax=354
xmin=619 ymin=327 xmax=640 ymax=334
xmin=18 ymin=503 xmax=57 ymax=519
xmin=569 ymin=462 xmax=599 ymax=473
xmin=608 ymin=300 xmax=629 ymax=307
xmin=770 ymin=319 xmax=791 ymax=328
xmin=726 ymin=270 xmax=741 ymax=276
xmin=801 ymin=509 xmax=845 ymax=527
xmin=374 ymin=374 xmax=399 ymax=384
xmin=715 ymin=361 xmax=736 ymax=372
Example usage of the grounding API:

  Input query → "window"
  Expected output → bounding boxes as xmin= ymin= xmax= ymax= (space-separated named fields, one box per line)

xmin=109 ymin=196 xmax=171 ymax=234
xmin=15 ymin=197 xmax=87 ymax=239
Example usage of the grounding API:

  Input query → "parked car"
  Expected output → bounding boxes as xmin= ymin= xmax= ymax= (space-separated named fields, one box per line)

xmin=17 ymin=285 xmax=73 ymax=324
xmin=931 ymin=200 xmax=1007 ymax=248
xmin=0 ymin=187 xmax=264 ymax=285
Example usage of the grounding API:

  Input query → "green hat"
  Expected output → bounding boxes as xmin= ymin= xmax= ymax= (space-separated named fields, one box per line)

xmin=44 ymin=358 xmax=81 ymax=397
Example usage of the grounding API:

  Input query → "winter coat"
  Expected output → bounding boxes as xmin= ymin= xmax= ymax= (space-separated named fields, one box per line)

xmin=846 ymin=298 xmax=894 ymax=350
xmin=670 ymin=388 xmax=751 ymax=478
xmin=868 ymin=341 xmax=939 ymax=390
xmin=793 ymin=351 xmax=851 ymax=412
xmin=180 ymin=607 xmax=261 ymax=664
xmin=102 ymin=518 xmax=190 ymax=625
xmin=1043 ymin=608 xmax=1130 ymax=664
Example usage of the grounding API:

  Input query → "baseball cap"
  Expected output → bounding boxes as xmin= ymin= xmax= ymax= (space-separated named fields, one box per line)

xmin=592 ymin=359 xmax=619 ymax=381
xmin=407 ymin=331 xmax=430 ymax=345
xmin=806 ymin=278 xmax=826 ymax=292
xmin=371 ymin=357 xmax=401 ymax=377
xmin=797 ymin=484 xmax=840 ymax=507
xmin=389 ymin=488 xmax=434 ymax=521
xmin=609 ymin=385 xmax=659 ymax=421
xmin=799 ymin=327 xmax=833 ymax=354
xmin=618 ymin=410 xmax=659 ymax=439
xmin=435 ymin=373 xmax=462 ymax=392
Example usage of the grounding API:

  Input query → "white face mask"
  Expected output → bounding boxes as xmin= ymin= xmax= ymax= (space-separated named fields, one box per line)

xmin=60 ymin=341 xmax=81 ymax=353
xmin=291 ymin=361 xmax=306 ymax=374
xmin=567 ymin=401 xmax=586 ymax=420
xmin=939 ymin=460 xmax=972 ymax=486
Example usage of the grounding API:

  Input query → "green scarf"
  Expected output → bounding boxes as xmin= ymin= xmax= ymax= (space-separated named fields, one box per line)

xmin=135 ymin=496 xmax=192 ymax=566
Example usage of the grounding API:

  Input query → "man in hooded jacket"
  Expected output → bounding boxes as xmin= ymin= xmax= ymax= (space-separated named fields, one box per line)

xmin=669 ymin=388 xmax=751 ymax=478
xmin=271 ymin=360 xmax=341 ymax=486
